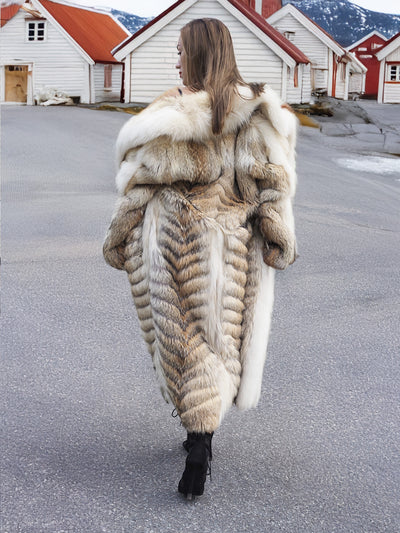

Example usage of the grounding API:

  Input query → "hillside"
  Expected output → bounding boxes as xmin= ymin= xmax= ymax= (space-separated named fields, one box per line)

xmin=110 ymin=1 xmax=400 ymax=48
xmin=283 ymin=0 xmax=400 ymax=47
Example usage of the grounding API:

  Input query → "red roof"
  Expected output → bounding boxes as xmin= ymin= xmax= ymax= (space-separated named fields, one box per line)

xmin=38 ymin=0 xmax=129 ymax=63
xmin=113 ymin=0 xmax=309 ymax=64
xmin=1 ymin=4 xmax=21 ymax=27
xmin=293 ymin=6 xmax=345 ymax=56
xmin=377 ymin=31 xmax=400 ymax=53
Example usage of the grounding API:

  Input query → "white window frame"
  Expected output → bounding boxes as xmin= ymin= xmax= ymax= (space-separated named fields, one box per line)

xmin=388 ymin=64 xmax=400 ymax=82
xmin=26 ymin=20 xmax=47 ymax=42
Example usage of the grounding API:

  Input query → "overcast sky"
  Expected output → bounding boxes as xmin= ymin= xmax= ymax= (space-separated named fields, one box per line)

xmin=67 ymin=0 xmax=400 ymax=18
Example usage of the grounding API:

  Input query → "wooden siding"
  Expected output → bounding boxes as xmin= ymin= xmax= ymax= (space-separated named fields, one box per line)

xmin=93 ymin=63 xmax=122 ymax=102
xmin=386 ymin=48 xmax=400 ymax=62
xmin=129 ymin=0 xmax=284 ymax=103
xmin=349 ymin=72 xmax=363 ymax=94
xmin=270 ymin=12 xmax=328 ymax=69
xmin=383 ymin=83 xmax=400 ymax=103
xmin=0 ymin=9 xmax=89 ymax=102
xmin=286 ymin=63 xmax=311 ymax=103
xmin=335 ymin=61 xmax=347 ymax=100
xmin=383 ymin=50 xmax=400 ymax=102
xmin=270 ymin=12 xmax=341 ymax=94
xmin=349 ymin=33 xmax=386 ymax=96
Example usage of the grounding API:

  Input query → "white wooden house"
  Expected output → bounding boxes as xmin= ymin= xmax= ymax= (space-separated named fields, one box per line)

xmin=0 ymin=0 xmax=130 ymax=104
xmin=376 ymin=32 xmax=400 ymax=104
xmin=112 ymin=0 xmax=311 ymax=105
xmin=267 ymin=3 xmax=366 ymax=100
xmin=347 ymin=53 xmax=367 ymax=98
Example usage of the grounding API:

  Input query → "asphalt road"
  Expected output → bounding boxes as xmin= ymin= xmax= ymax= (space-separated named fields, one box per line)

xmin=1 ymin=105 xmax=399 ymax=533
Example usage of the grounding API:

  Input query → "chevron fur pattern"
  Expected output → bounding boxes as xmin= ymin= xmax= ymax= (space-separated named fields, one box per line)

xmin=121 ymin=177 xmax=252 ymax=432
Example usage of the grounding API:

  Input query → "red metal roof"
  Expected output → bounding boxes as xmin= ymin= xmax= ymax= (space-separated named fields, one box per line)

xmin=292 ymin=6 xmax=345 ymax=56
xmin=113 ymin=0 xmax=309 ymax=64
xmin=1 ymin=4 xmax=21 ymax=27
xmin=377 ymin=31 xmax=400 ymax=53
xmin=37 ymin=0 xmax=129 ymax=63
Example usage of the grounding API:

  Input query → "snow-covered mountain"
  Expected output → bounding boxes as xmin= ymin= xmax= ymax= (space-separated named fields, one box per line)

xmin=111 ymin=1 xmax=400 ymax=49
xmin=283 ymin=0 xmax=400 ymax=47
xmin=111 ymin=9 xmax=152 ymax=35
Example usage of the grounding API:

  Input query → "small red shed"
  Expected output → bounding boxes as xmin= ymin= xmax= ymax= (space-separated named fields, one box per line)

xmin=348 ymin=31 xmax=387 ymax=97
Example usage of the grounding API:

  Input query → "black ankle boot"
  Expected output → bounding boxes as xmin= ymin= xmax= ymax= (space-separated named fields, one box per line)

xmin=178 ymin=432 xmax=213 ymax=499
xmin=182 ymin=432 xmax=213 ymax=459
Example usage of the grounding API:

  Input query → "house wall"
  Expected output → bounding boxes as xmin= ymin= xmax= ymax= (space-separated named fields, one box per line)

xmin=348 ymin=71 xmax=363 ymax=94
xmin=93 ymin=63 xmax=122 ymax=102
xmin=385 ymin=48 xmax=400 ymax=62
xmin=270 ymin=12 xmax=329 ymax=91
xmin=0 ymin=9 xmax=89 ymax=102
xmin=286 ymin=63 xmax=312 ymax=103
xmin=334 ymin=61 xmax=347 ymax=100
xmin=128 ymin=0 xmax=287 ymax=104
xmin=381 ymin=47 xmax=400 ymax=103
xmin=349 ymin=34 xmax=387 ymax=96
xmin=383 ymin=81 xmax=400 ymax=103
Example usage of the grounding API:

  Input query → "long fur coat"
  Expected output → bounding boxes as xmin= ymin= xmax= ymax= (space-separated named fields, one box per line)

xmin=103 ymin=85 xmax=297 ymax=433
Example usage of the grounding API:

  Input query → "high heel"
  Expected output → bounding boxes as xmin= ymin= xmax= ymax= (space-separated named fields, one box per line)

xmin=178 ymin=433 xmax=213 ymax=499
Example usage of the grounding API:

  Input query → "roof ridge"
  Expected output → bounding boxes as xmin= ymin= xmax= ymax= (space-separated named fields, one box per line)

xmin=113 ymin=0 xmax=309 ymax=64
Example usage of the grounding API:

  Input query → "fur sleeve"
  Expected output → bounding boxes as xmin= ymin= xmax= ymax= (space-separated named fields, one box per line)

xmin=235 ymin=108 xmax=298 ymax=270
xmin=103 ymin=186 xmax=157 ymax=270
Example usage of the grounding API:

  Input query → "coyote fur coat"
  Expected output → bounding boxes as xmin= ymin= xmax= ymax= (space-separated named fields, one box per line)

xmin=103 ymin=85 xmax=297 ymax=433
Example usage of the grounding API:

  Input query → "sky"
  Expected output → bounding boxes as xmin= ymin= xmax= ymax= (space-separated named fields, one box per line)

xmin=48 ymin=0 xmax=400 ymax=18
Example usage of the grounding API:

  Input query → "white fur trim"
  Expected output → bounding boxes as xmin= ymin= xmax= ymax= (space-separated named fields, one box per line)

xmin=114 ymin=85 xmax=297 ymax=178
xmin=204 ymin=226 xmax=225 ymax=355
xmin=236 ymin=259 xmax=275 ymax=411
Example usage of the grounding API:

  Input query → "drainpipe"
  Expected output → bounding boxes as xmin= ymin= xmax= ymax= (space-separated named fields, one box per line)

xmin=120 ymin=61 xmax=125 ymax=103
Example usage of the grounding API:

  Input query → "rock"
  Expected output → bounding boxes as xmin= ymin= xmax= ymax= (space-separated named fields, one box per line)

xmin=351 ymin=123 xmax=382 ymax=134
xmin=383 ymin=133 xmax=400 ymax=155
xmin=320 ymin=123 xmax=354 ymax=136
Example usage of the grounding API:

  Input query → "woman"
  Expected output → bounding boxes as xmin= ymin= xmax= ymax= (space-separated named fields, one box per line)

xmin=103 ymin=18 xmax=297 ymax=499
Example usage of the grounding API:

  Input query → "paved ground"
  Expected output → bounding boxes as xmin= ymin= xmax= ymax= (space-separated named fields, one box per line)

xmin=1 ymin=104 xmax=399 ymax=533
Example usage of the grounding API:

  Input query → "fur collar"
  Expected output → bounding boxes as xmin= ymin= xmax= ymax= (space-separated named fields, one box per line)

xmin=115 ymin=85 xmax=295 ymax=167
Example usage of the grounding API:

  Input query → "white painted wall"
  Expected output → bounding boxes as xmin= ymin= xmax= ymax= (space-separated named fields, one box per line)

xmin=128 ymin=0 xmax=286 ymax=103
xmin=348 ymin=72 xmax=363 ymax=94
xmin=383 ymin=82 xmax=400 ymax=103
xmin=0 ymin=10 xmax=88 ymax=102
xmin=1 ymin=9 xmax=123 ymax=104
xmin=286 ymin=63 xmax=312 ymax=103
xmin=386 ymin=47 xmax=400 ymax=62
xmin=270 ymin=12 xmax=328 ymax=91
xmin=335 ymin=61 xmax=347 ymax=100
xmin=382 ymin=49 xmax=400 ymax=103
xmin=93 ymin=63 xmax=123 ymax=102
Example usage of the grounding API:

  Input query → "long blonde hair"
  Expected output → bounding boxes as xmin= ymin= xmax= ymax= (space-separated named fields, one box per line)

xmin=180 ymin=18 xmax=264 ymax=134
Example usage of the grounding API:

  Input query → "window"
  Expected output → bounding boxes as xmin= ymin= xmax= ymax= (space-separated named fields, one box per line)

xmin=7 ymin=65 xmax=27 ymax=72
xmin=357 ymin=47 xmax=367 ymax=51
xmin=389 ymin=65 xmax=400 ymax=82
xmin=284 ymin=31 xmax=295 ymax=42
xmin=371 ymin=43 xmax=382 ymax=50
xmin=27 ymin=20 xmax=46 ymax=41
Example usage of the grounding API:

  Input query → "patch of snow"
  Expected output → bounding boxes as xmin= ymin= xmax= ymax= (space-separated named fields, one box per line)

xmin=335 ymin=156 xmax=400 ymax=175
